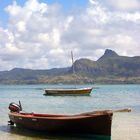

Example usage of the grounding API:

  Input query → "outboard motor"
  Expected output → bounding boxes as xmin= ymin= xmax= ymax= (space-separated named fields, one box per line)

xmin=8 ymin=101 xmax=22 ymax=125
xmin=9 ymin=101 xmax=22 ymax=112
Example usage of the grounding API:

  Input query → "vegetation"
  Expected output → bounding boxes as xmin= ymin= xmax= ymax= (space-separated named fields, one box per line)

xmin=0 ymin=49 xmax=140 ymax=84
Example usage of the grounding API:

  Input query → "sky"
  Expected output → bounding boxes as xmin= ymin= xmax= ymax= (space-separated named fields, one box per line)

xmin=0 ymin=0 xmax=140 ymax=70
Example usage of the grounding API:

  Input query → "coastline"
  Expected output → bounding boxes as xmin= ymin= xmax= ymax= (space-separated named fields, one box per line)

xmin=112 ymin=110 xmax=140 ymax=140
xmin=0 ymin=107 xmax=140 ymax=140
xmin=0 ymin=84 xmax=140 ymax=140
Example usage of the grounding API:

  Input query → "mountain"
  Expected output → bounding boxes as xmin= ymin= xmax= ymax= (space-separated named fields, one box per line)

xmin=74 ymin=49 xmax=140 ymax=77
xmin=0 ymin=49 xmax=140 ymax=84
xmin=0 ymin=67 xmax=69 ymax=84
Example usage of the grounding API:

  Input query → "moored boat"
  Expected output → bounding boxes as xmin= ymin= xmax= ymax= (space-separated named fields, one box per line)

xmin=44 ymin=51 xmax=93 ymax=96
xmin=8 ymin=102 xmax=113 ymax=136
xmin=44 ymin=87 xmax=93 ymax=95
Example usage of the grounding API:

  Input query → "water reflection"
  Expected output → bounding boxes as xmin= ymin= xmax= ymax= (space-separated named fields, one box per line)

xmin=1 ymin=125 xmax=111 ymax=140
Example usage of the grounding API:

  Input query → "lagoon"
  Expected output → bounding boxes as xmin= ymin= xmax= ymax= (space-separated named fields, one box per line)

xmin=0 ymin=84 xmax=140 ymax=140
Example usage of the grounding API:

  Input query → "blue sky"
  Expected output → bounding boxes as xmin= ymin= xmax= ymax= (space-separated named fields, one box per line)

xmin=0 ymin=0 xmax=25 ymax=26
xmin=0 ymin=0 xmax=87 ymax=27
xmin=0 ymin=0 xmax=140 ymax=70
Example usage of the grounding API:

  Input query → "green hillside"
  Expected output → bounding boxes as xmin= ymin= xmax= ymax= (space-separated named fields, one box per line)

xmin=0 ymin=49 xmax=140 ymax=84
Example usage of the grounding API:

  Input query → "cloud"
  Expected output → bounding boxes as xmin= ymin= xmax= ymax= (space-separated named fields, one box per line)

xmin=0 ymin=0 xmax=139 ymax=70
xmin=107 ymin=0 xmax=140 ymax=11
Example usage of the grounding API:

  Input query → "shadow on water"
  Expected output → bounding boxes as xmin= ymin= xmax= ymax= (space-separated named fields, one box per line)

xmin=0 ymin=125 xmax=111 ymax=140
xmin=43 ymin=93 xmax=91 ymax=97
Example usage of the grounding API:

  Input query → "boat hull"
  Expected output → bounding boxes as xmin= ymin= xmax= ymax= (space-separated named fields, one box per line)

xmin=9 ymin=111 xmax=113 ymax=136
xmin=44 ymin=87 xmax=92 ymax=95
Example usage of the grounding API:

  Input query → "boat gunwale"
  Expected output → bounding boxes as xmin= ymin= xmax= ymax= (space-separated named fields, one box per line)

xmin=44 ymin=87 xmax=93 ymax=91
xmin=9 ymin=110 xmax=113 ymax=120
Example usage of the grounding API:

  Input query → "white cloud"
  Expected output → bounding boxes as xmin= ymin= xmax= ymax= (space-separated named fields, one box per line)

xmin=108 ymin=0 xmax=140 ymax=10
xmin=87 ymin=0 xmax=109 ymax=24
xmin=16 ymin=21 xmax=26 ymax=32
xmin=38 ymin=33 xmax=50 ymax=42
xmin=116 ymin=12 xmax=140 ymax=22
xmin=6 ymin=1 xmax=21 ymax=16
xmin=0 ymin=0 xmax=139 ymax=70
xmin=64 ymin=16 xmax=74 ymax=30
xmin=89 ymin=0 xmax=98 ymax=5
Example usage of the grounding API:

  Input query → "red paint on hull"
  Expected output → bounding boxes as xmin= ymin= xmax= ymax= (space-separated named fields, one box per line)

xmin=9 ymin=110 xmax=113 ymax=136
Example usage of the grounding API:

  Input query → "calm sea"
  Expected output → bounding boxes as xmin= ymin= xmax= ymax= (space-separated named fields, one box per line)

xmin=0 ymin=84 xmax=140 ymax=140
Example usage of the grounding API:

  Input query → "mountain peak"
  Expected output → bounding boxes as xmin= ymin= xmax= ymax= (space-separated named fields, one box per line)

xmin=104 ymin=49 xmax=118 ymax=57
xmin=98 ymin=49 xmax=119 ymax=61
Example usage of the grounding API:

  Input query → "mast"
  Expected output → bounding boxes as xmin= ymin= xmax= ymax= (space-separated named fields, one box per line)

xmin=71 ymin=51 xmax=76 ymax=88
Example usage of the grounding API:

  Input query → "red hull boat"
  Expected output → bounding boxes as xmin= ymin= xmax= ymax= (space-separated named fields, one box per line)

xmin=8 ymin=102 xmax=113 ymax=136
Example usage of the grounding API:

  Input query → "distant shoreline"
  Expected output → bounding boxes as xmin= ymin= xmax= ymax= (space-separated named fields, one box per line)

xmin=0 ymin=82 xmax=140 ymax=85
xmin=0 ymin=49 xmax=140 ymax=85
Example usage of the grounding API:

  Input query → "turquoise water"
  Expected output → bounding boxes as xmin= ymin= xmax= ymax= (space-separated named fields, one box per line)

xmin=0 ymin=84 xmax=140 ymax=140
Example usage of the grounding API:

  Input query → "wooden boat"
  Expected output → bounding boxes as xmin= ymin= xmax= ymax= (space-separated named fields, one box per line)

xmin=8 ymin=110 xmax=113 ymax=136
xmin=8 ymin=102 xmax=113 ymax=136
xmin=44 ymin=52 xmax=93 ymax=96
xmin=44 ymin=87 xmax=93 ymax=95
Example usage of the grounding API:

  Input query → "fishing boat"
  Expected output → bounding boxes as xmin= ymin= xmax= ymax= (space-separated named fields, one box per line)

xmin=44 ymin=87 xmax=93 ymax=95
xmin=44 ymin=52 xmax=93 ymax=95
xmin=8 ymin=102 xmax=113 ymax=136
